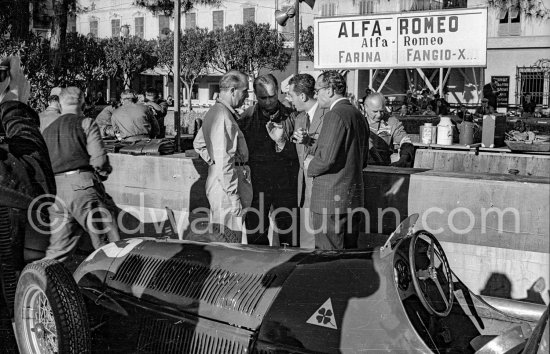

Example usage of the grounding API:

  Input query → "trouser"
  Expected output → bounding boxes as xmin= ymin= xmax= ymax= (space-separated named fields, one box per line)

xmin=311 ymin=212 xmax=363 ymax=250
xmin=206 ymin=165 xmax=253 ymax=243
xmin=45 ymin=171 xmax=120 ymax=262
xmin=299 ymin=172 xmax=315 ymax=249
xmin=246 ymin=162 xmax=298 ymax=245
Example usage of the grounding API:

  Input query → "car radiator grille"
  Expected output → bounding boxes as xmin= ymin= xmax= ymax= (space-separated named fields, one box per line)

xmin=111 ymin=254 xmax=276 ymax=315
xmin=136 ymin=317 xmax=248 ymax=354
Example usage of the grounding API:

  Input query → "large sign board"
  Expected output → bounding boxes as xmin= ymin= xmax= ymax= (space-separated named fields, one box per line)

xmin=314 ymin=8 xmax=487 ymax=69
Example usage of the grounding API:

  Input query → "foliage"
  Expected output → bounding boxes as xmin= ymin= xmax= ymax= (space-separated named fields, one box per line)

xmin=0 ymin=0 xmax=30 ymax=40
xmin=103 ymin=36 xmax=158 ymax=89
xmin=300 ymin=26 xmax=314 ymax=62
xmin=156 ymin=29 xmax=216 ymax=109
xmin=0 ymin=33 xmax=54 ymax=110
xmin=211 ymin=22 xmax=291 ymax=77
xmin=134 ymin=0 xmax=221 ymax=16
xmin=487 ymin=0 xmax=550 ymax=20
xmin=59 ymin=33 xmax=108 ymax=90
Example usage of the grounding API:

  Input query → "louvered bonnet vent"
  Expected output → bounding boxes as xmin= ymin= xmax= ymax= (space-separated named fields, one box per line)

xmin=104 ymin=239 xmax=310 ymax=331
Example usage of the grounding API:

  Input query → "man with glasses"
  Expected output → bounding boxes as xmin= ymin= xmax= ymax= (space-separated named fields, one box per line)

xmin=238 ymin=74 xmax=298 ymax=246
xmin=193 ymin=70 xmax=252 ymax=242
xmin=304 ymin=71 xmax=369 ymax=250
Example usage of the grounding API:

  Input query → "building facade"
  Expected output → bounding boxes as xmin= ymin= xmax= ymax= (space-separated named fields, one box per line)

xmin=76 ymin=0 xmax=550 ymax=108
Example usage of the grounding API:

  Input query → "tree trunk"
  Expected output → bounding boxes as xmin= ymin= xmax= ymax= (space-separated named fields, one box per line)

xmin=123 ymin=72 xmax=130 ymax=90
xmin=182 ymin=80 xmax=192 ymax=112
xmin=50 ymin=0 xmax=70 ymax=77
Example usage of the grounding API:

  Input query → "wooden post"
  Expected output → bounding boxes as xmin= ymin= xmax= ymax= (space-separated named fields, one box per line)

xmin=294 ymin=0 xmax=299 ymax=76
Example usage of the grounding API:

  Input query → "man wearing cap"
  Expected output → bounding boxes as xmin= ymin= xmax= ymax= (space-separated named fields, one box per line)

xmin=111 ymin=89 xmax=159 ymax=141
xmin=42 ymin=86 xmax=120 ymax=262
xmin=475 ymin=98 xmax=492 ymax=117
xmin=193 ymin=70 xmax=253 ymax=242
xmin=38 ymin=87 xmax=62 ymax=132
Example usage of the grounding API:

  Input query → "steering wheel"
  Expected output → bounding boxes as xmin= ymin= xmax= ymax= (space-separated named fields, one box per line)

xmin=409 ymin=230 xmax=454 ymax=317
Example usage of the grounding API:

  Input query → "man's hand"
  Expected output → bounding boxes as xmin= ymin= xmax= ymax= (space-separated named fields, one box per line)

xmin=0 ymin=56 xmax=30 ymax=105
xmin=292 ymin=128 xmax=309 ymax=145
xmin=266 ymin=121 xmax=286 ymax=150
xmin=229 ymin=196 xmax=243 ymax=217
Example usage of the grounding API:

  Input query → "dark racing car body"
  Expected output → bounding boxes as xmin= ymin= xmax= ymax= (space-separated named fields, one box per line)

xmin=14 ymin=215 xmax=549 ymax=353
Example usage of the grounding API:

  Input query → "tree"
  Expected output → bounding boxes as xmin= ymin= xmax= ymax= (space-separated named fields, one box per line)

xmin=0 ymin=0 xmax=30 ymax=40
xmin=211 ymin=22 xmax=291 ymax=77
xmin=103 ymin=36 xmax=158 ymax=89
xmin=0 ymin=33 xmax=54 ymax=111
xmin=60 ymin=33 xmax=108 ymax=94
xmin=135 ymin=0 xmax=221 ymax=15
xmin=157 ymin=29 xmax=216 ymax=110
xmin=300 ymin=26 xmax=314 ymax=62
xmin=49 ymin=0 xmax=78 ymax=78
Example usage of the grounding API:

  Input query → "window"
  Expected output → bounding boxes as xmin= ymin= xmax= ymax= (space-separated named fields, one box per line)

xmin=159 ymin=15 xmax=170 ymax=37
xmin=135 ymin=17 xmax=144 ymax=38
xmin=498 ymin=9 xmax=521 ymax=36
xmin=111 ymin=19 xmax=120 ymax=37
xmin=320 ymin=3 xmax=336 ymax=16
xmin=410 ymin=0 xmax=442 ymax=11
xmin=359 ymin=0 xmax=374 ymax=14
xmin=243 ymin=7 xmax=255 ymax=23
xmin=442 ymin=0 xmax=467 ymax=8
xmin=89 ymin=20 xmax=98 ymax=37
xmin=185 ymin=12 xmax=196 ymax=29
xmin=213 ymin=10 xmax=224 ymax=30
xmin=516 ymin=66 xmax=548 ymax=106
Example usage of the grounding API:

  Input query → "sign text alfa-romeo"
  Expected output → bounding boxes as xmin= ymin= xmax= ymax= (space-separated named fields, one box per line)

xmin=314 ymin=8 xmax=487 ymax=69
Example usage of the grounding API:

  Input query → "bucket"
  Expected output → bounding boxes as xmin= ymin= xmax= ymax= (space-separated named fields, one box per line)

xmin=437 ymin=116 xmax=453 ymax=145
xmin=459 ymin=121 xmax=475 ymax=145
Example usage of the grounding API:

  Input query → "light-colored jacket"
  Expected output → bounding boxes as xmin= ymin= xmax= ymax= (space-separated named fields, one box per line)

xmin=193 ymin=100 xmax=252 ymax=224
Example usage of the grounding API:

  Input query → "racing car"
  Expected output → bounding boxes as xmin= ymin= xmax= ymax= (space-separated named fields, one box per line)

xmin=13 ymin=214 xmax=549 ymax=353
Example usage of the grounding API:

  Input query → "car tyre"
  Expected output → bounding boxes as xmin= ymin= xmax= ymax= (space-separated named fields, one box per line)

xmin=14 ymin=259 xmax=91 ymax=354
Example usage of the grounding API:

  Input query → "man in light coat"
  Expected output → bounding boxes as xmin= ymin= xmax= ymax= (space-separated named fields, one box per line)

xmin=193 ymin=71 xmax=252 ymax=242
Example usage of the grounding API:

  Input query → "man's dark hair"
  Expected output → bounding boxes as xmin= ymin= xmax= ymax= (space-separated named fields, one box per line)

xmin=289 ymin=73 xmax=315 ymax=98
xmin=145 ymin=87 xmax=158 ymax=97
xmin=47 ymin=95 xmax=59 ymax=104
xmin=318 ymin=70 xmax=346 ymax=96
xmin=253 ymin=74 xmax=278 ymax=93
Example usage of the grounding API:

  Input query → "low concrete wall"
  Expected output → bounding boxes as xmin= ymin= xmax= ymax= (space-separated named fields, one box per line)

xmin=103 ymin=154 xmax=550 ymax=304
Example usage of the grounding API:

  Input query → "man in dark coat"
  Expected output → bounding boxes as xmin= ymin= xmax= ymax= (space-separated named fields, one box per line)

xmin=238 ymin=74 xmax=299 ymax=246
xmin=305 ymin=71 xmax=369 ymax=250
xmin=483 ymin=79 xmax=499 ymax=111
xmin=0 ymin=56 xmax=56 ymax=334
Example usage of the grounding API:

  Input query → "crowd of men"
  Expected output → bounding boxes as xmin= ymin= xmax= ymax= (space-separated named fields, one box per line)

xmin=1 ymin=53 xmax=420 ymax=271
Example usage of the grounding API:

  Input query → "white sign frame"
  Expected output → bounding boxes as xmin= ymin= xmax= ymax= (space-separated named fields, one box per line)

xmin=314 ymin=8 xmax=488 ymax=70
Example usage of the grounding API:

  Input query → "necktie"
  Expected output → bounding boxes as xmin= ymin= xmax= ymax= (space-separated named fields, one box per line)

xmin=305 ymin=113 xmax=310 ymax=131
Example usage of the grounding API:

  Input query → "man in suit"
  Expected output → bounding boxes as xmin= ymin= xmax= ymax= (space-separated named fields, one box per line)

xmin=268 ymin=73 xmax=326 ymax=248
xmin=282 ymin=74 xmax=326 ymax=248
xmin=193 ymin=70 xmax=252 ymax=242
xmin=304 ymin=71 xmax=369 ymax=250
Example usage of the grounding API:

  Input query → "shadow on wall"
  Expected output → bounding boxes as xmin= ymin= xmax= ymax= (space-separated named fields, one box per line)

xmin=480 ymin=272 xmax=547 ymax=305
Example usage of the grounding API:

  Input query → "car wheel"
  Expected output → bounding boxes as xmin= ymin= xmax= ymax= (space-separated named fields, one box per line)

xmin=14 ymin=259 xmax=91 ymax=353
